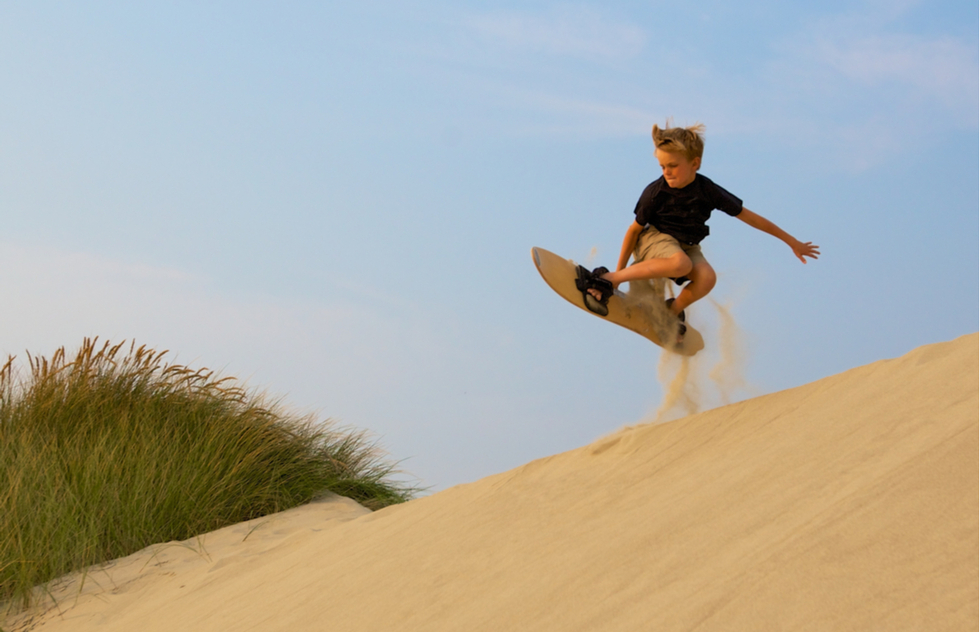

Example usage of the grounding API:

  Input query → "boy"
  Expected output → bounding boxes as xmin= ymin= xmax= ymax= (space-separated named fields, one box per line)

xmin=581 ymin=123 xmax=819 ymax=337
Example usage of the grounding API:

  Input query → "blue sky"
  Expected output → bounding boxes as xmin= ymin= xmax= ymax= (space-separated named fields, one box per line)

xmin=2 ymin=1 xmax=977 ymax=490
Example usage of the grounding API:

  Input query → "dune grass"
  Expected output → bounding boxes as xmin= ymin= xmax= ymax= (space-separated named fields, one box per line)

xmin=0 ymin=339 xmax=418 ymax=613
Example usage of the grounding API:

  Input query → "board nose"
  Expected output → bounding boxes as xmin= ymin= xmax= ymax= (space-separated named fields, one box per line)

xmin=531 ymin=247 xmax=541 ymax=267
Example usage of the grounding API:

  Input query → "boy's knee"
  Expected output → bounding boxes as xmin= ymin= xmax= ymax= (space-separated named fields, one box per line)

xmin=691 ymin=262 xmax=716 ymax=291
xmin=670 ymin=252 xmax=694 ymax=277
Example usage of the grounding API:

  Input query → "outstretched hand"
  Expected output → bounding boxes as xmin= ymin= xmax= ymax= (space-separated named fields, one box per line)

xmin=791 ymin=240 xmax=820 ymax=264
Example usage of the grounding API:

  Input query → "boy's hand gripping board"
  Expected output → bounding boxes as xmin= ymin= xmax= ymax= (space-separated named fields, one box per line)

xmin=531 ymin=247 xmax=704 ymax=356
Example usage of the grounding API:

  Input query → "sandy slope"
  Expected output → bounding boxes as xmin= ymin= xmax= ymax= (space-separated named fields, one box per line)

xmin=7 ymin=334 xmax=978 ymax=632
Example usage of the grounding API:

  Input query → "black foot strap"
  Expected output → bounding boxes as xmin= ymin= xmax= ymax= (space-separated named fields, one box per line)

xmin=575 ymin=266 xmax=614 ymax=316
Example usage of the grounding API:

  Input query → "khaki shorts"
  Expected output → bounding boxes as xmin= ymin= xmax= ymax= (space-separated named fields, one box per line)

xmin=633 ymin=226 xmax=707 ymax=267
xmin=628 ymin=227 xmax=706 ymax=299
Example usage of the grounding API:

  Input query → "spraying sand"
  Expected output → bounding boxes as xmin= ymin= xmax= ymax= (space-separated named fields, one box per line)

xmin=5 ymin=333 xmax=977 ymax=632
xmin=654 ymin=298 xmax=754 ymax=422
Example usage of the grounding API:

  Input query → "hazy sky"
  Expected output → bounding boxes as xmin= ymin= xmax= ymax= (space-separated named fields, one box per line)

xmin=2 ymin=1 xmax=977 ymax=490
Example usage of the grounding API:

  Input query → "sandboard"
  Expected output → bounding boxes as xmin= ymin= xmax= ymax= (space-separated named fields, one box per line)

xmin=531 ymin=247 xmax=704 ymax=356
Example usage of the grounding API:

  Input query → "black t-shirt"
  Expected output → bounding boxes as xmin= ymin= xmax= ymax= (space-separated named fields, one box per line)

xmin=633 ymin=174 xmax=743 ymax=245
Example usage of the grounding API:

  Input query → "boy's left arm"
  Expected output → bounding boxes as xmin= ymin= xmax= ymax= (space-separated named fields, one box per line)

xmin=737 ymin=207 xmax=820 ymax=264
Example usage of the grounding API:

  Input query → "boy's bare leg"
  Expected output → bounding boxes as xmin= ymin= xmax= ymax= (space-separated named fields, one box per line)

xmin=671 ymin=261 xmax=716 ymax=314
xmin=602 ymin=252 xmax=692 ymax=287
xmin=588 ymin=255 xmax=715 ymax=320
xmin=587 ymin=252 xmax=692 ymax=303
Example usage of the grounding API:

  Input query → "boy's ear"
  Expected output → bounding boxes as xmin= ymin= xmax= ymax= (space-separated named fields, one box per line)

xmin=692 ymin=156 xmax=702 ymax=171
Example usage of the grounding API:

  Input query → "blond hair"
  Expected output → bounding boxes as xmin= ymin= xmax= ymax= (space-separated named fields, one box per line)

xmin=651 ymin=122 xmax=706 ymax=160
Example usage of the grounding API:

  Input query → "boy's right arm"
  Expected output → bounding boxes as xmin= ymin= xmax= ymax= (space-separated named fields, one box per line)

xmin=616 ymin=221 xmax=645 ymax=271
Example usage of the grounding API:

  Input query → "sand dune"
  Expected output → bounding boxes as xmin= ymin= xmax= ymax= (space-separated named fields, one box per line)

xmin=7 ymin=334 xmax=978 ymax=631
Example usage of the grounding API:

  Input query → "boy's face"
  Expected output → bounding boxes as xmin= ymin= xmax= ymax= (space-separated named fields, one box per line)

xmin=655 ymin=149 xmax=700 ymax=189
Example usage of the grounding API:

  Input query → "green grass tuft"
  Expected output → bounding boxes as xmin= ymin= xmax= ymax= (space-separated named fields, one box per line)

xmin=0 ymin=338 xmax=419 ymax=612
